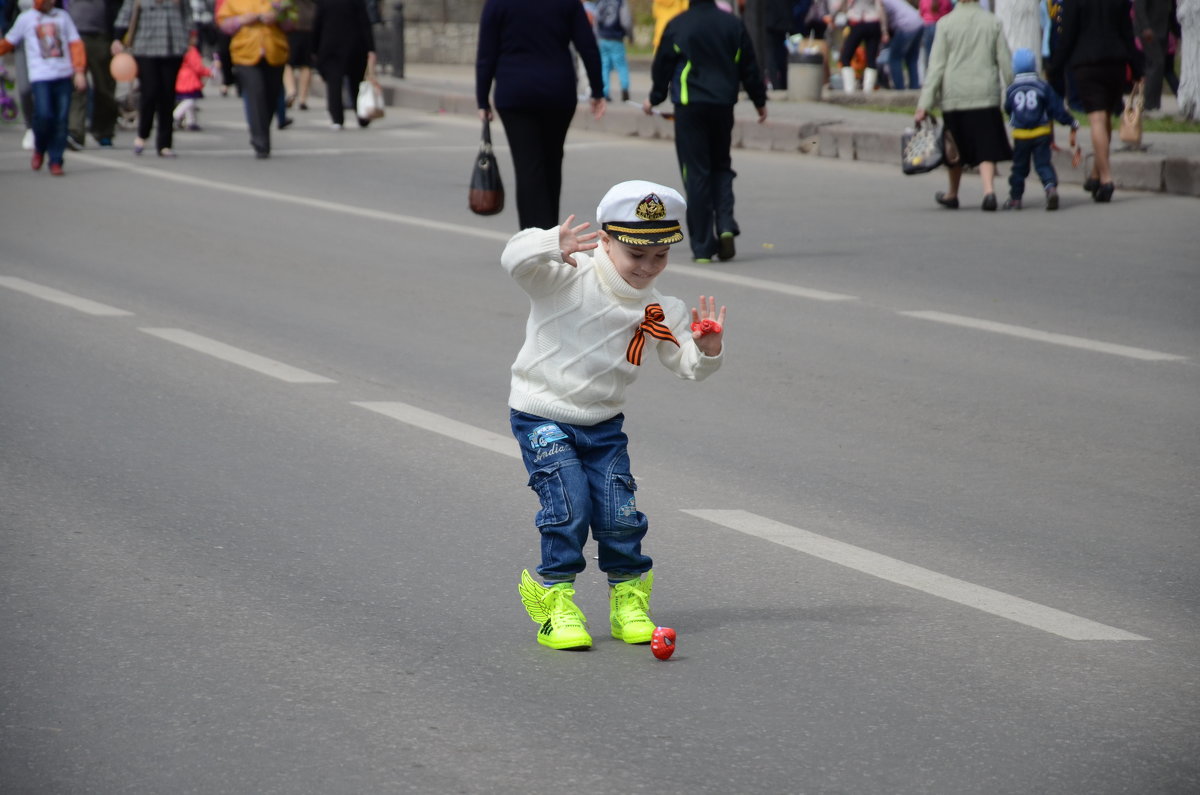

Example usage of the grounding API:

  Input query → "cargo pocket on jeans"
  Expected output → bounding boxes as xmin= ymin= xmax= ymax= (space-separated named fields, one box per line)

xmin=612 ymin=472 xmax=641 ymax=528
xmin=528 ymin=463 xmax=570 ymax=527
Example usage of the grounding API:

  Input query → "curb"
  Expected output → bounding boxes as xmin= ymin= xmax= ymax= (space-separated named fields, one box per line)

xmin=375 ymin=79 xmax=1199 ymax=198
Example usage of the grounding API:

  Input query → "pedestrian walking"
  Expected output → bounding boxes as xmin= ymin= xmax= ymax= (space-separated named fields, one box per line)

xmin=312 ymin=0 xmax=375 ymax=129
xmin=216 ymin=0 xmax=288 ymax=158
xmin=172 ymin=35 xmax=210 ymax=129
xmin=475 ymin=0 xmax=606 ymax=230
xmin=1046 ymin=0 xmax=1142 ymax=202
xmin=0 ymin=0 xmax=88 ymax=175
xmin=593 ymin=0 xmax=632 ymax=101
xmin=645 ymin=0 xmax=767 ymax=263
xmin=112 ymin=0 xmax=193 ymax=158
xmin=65 ymin=0 xmax=119 ymax=148
xmin=1002 ymin=47 xmax=1078 ymax=210
xmin=1134 ymin=0 xmax=1173 ymax=112
xmin=915 ymin=0 xmax=1013 ymax=211
xmin=283 ymin=0 xmax=314 ymax=109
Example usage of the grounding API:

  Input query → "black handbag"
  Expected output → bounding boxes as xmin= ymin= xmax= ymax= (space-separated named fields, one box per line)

xmin=901 ymin=117 xmax=945 ymax=175
xmin=469 ymin=118 xmax=505 ymax=216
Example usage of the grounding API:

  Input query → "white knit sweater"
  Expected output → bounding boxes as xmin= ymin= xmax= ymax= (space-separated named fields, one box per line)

xmin=503 ymin=227 xmax=723 ymax=426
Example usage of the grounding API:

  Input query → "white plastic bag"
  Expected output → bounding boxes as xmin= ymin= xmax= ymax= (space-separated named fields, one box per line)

xmin=356 ymin=81 xmax=385 ymax=121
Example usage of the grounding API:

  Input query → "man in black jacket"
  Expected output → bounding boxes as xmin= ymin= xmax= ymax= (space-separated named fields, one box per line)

xmin=645 ymin=0 xmax=767 ymax=263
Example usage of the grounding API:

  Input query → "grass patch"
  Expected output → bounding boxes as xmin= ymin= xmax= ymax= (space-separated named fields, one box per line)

xmin=857 ymin=104 xmax=1199 ymax=132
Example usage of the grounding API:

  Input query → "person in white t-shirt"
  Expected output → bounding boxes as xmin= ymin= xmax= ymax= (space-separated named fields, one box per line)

xmin=503 ymin=180 xmax=726 ymax=652
xmin=0 ymin=0 xmax=87 ymax=174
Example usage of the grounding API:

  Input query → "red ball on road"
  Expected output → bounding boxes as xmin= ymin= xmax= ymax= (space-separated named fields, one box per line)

xmin=651 ymin=626 xmax=676 ymax=660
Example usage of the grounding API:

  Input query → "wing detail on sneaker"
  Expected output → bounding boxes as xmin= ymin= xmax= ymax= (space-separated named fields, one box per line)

xmin=519 ymin=569 xmax=550 ymax=624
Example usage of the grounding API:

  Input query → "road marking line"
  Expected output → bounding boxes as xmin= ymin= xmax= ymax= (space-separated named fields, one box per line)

xmin=0 ymin=276 xmax=133 ymax=316
xmin=683 ymin=509 xmax=1148 ymax=640
xmin=139 ymin=328 xmax=336 ymax=383
xmin=671 ymin=265 xmax=858 ymax=302
xmin=71 ymin=152 xmax=512 ymax=243
xmin=70 ymin=155 xmax=1180 ymax=358
xmin=901 ymin=310 xmax=1187 ymax=362
xmin=352 ymin=401 xmax=520 ymax=459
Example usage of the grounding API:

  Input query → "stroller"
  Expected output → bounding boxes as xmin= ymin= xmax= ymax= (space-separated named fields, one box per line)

xmin=116 ymin=81 xmax=139 ymax=130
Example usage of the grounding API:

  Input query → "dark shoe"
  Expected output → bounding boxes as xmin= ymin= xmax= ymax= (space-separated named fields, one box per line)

xmin=1045 ymin=186 xmax=1059 ymax=211
xmin=621 ymin=89 xmax=630 ymax=102
xmin=255 ymin=150 xmax=270 ymax=159
xmin=97 ymin=137 xmax=113 ymax=147
xmin=49 ymin=162 xmax=64 ymax=176
xmin=981 ymin=193 xmax=998 ymax=211
xmin=279 ymin=117 xmax=294 ymax=130
xmin=1002 ymin=197 xmax=1022 ymax=210
xmin=31 ymin=151 xmax=44 ymax=170
xmin=934 ymin=191 xmax=959 ymax=209
xmin=717 ymin=231 xmax=736 ymax=261
xmin=1093 ymin=182 xmax=1114 ymax=203
xmin=1083 ymin=176 xmax=1100 ymax=194
xmin=66 ymin=134 xmax=83 ymax=151
xmin=299 ymin=102 xmax=308 ymax=111
xmin=356 ymin=116 xmax=371 ymax=128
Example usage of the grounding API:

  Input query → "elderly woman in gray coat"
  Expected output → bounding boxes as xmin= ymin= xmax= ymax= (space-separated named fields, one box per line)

xmin=915 ymin=0 xmax=1013 ymax=211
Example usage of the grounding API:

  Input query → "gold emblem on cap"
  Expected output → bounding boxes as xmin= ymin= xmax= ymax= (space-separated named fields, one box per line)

xmin=636 ymin=193 xmax=667 ymax=222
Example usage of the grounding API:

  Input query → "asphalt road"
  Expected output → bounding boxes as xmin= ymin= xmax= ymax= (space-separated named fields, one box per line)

xmin=1 ymin=97 xmax=1197 ymax=794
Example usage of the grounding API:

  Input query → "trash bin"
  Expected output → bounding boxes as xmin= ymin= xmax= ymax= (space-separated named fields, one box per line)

xmin=787 ymin=51 xmax=825 ymax=102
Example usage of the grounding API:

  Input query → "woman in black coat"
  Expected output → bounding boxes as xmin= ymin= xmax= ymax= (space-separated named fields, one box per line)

xmin=1047 ymin=0 xmax=1143 ymax=202
xmin=312 ymin=0 xmax=375 ymax=129
xmin=475 ymin=0 xmax=606 ymax=229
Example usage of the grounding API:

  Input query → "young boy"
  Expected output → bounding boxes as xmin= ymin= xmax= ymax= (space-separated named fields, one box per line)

xmin=1003 ymin=48 xmax=1079 ymax=211
xmin=504 ymin=180 xmax=726 ymax=651
xmin=0 ymin=0 xmax=87 ymax=176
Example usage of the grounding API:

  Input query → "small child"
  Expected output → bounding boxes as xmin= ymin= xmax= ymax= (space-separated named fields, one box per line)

xmin=593 ymin=0 xmax=633 ymax=102
xmin=0 ymin=0 xmax=87 ymax=176
xmin=1003 ymin=48 xmax=1079 ymax=211
xmin=173 ymin=40 xmax=212 ymax=131
xmin=504 ymin=180 xmax=726 ymax=651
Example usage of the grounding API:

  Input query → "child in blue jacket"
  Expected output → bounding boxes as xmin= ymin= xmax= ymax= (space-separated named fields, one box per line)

xmin=1003 ymin=48 xmax=1078 ymax=211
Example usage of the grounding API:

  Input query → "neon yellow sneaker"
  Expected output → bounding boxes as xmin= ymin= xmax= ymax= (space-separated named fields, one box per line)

xmin=609 ymin=571 xmax=656 ymax=644
xmin=518 ymin=570 xmax=592 ymax=650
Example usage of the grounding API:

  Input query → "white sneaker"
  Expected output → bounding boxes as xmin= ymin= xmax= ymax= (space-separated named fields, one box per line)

xmin=22 ymin=129 xmax=34 ymax=150
xmin=330 ymin=122 xmax=343 ymax=131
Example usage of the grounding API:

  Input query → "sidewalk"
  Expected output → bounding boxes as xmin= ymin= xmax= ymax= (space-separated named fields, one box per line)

xmin=374 ymin=61 xmax=1200 ymax=198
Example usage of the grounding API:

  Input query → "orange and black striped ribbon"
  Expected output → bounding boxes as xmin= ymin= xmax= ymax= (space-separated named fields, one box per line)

xmin=626 ymin=303 xmax=679 ymax=366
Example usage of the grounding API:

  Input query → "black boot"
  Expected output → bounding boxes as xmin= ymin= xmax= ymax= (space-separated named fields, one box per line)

xmin=621 ymin=89 xmax=630 ymax=102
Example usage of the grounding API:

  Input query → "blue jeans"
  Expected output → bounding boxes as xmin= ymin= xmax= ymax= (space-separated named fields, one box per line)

xmin=598 ymin=38 xmax=629 ymax=98
xmin=888 ymin=27 xmax=922 ymax=90
xmin=31 ymin=77 xmax=74 ymax=165
xmin=1009 ymin=135 xmax=1057 ymax=199
xmin=510 ymin=410 xmax=652 ymax=583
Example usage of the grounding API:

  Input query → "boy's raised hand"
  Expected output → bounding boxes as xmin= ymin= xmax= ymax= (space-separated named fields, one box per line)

xmin=690 ymin=295 xmax=726 ymax=357
xmin=558 ymin=215 xmax=599 ymax=267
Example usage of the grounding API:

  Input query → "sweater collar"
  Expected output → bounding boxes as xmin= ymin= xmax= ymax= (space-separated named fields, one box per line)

xmin=593 ymin=245 xmax=657 ymax=302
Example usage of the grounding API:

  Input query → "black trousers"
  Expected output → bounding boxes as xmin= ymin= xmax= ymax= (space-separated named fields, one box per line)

xmin=318 ymin=51 xmax=368 ymax=126
xmin=497 ymin=106 xmax=577 ymax=230
xmin=235 ymin=61 xmax=284 ymax=156
xmin=135 ymin=55 xmax=182 ymax=152
xmin=840 ymin=21 xmax=883 ymax=69
xmin=672 ymin=102 xmax=736 ymax=260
